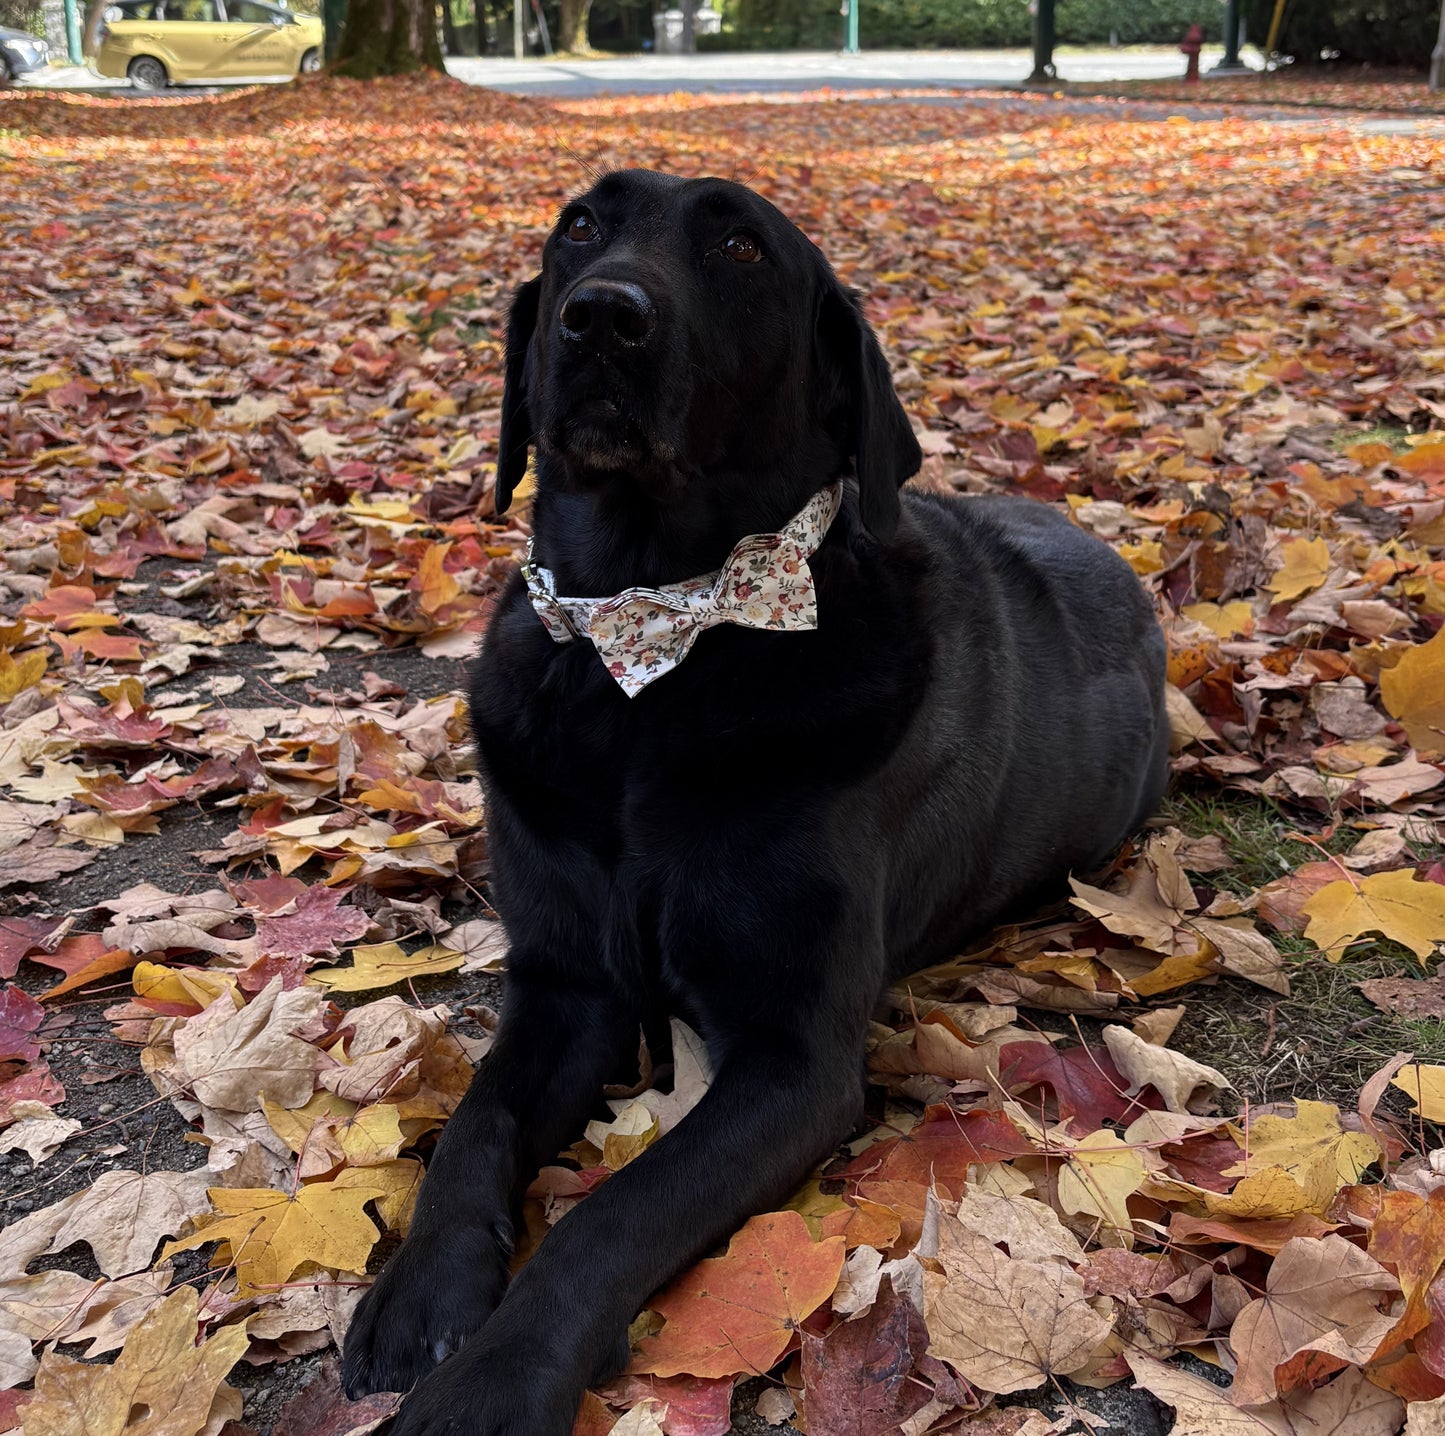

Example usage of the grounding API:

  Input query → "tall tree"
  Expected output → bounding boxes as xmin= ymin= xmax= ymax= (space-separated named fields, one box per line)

xmin=333 ymin=0 xmax=444 ymax=76
xmin=557 ymin=0 xmax=592 ymax=51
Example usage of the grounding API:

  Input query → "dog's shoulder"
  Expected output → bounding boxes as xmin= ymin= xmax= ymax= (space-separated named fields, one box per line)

xmin=902 ymin=489 xmax=1157 ymax=619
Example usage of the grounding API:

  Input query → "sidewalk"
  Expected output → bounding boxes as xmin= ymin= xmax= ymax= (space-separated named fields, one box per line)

xmin=446 ymin=45 xmax=1252 ymax=97
xmin=16 ymin=63 xmax=126 ymax=89
xmin=18 ymin=45 xmax=1254 ymax=96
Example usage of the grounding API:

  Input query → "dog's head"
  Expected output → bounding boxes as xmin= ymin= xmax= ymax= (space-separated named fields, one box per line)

xmin=495 ymin=169 xmax=921 ymax=542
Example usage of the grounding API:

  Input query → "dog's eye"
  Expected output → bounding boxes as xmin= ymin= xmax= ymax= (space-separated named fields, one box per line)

xmin=722 ymin=232 xmax=762 ymax=264
xmin=564 ymin=212 xmax=599 ymax=243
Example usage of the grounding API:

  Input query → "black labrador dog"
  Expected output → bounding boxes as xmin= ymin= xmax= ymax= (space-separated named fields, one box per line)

xmin=343 ymin=168 xmax=1169 ymax=1434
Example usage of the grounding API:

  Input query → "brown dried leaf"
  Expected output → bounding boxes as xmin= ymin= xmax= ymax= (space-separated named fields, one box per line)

xmin=1227 ymin=1234 xmax=1398 ymax=1405
xmin=173 ymin=977 xmax=322 ymax=1112
xmin=921 ymin=1219 xmax=1111 ymax=1394
xmin=19 ymin=1285 xmax=248 ymax=1436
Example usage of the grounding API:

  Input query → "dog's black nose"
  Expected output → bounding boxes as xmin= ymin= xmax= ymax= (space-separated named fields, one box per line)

xmin=559 ymin=280 xmax=656 ymax=351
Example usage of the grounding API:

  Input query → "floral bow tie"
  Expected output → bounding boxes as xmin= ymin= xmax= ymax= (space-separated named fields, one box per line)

xmin=524 ymin=484 xmax=842 ymax=697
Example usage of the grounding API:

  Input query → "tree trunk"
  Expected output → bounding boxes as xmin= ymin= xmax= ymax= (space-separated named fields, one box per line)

xmin=680 ymin=0 xmax=694 ymax=51
xmin=1432 ymin=0 xmax=1445 ymax=90
xmin=334 ymin=0 xmax=444 ymax=77
xmin=440 ymin=0 xmax=458 ymax=53
xmin=557 ymin=0 xmax=591 ymax=51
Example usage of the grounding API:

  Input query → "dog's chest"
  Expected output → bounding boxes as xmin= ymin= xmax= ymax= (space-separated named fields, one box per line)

xmin=472 ymin=583 xmax=905 ymax=841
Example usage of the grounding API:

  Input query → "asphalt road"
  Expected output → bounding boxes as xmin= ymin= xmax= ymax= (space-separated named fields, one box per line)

xmin=22 ymin=44 xmax=1254 ymax=97
xmin=447 ymin=44 xmax=1250 ymax=95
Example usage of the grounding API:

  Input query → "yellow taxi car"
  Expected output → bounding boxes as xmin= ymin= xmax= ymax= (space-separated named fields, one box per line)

xmin=89 ymin=0 xmax=322 ymax=89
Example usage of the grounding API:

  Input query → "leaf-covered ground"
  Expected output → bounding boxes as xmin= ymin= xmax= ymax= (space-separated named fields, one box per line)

xmin=1 ymin=73 xmax=1444 ymax=1436
xmin=1066 ymin=71 xmax=1445 ymax=114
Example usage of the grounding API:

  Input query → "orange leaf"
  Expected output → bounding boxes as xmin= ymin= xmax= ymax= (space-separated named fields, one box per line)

xmin=1367 ymin=1188 xmax=1445 ymax=1344
xmin=1379 ymin=626 xmax=1445 ymax=759
xmin=1397 ymin=442 xmax=1445 ymax=478
xmin=31 ymin=933 xmax=137 ymax=1001
xmin=418 ymin=541 xmax=461 ymax=615
xmin=54 ymin=630 xmax=150 ymax=662
xmin=629 ymin=1211 xmax=844 ymax=1379
xmin=820 ymin=1199 xmax=902 ymax=1252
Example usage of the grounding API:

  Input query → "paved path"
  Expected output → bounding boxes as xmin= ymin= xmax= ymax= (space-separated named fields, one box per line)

xmin=446 ymin=45 xmax=1253 ymax=96
xmin=24 ymin=44 xmax=1258 ymax=96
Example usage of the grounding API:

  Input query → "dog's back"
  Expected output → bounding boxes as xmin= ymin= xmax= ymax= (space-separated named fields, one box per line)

xmin=870 ymin=489 xmax=1169 ymax=979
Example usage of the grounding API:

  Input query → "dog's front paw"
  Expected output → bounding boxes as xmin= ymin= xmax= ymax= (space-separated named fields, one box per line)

xmin=342 ymin=1217 xmax=511 ymax=1399
xmin=387 ymin=1338 xmax=580 ymax=1436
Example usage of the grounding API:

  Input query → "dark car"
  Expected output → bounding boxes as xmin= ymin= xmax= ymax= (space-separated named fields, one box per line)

xmin=0 ymin=24 xmax=51 ymax=81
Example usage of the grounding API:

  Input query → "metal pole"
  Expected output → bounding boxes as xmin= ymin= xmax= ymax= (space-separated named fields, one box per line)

xmin=1219 ymin=0 xmax=1240 ymax=66
xmin=1432 ymin=0 xmax=1445 ymax=89
xmin=62 ymin=0 xmax=81 ymax=63
xmin=514 ymin=0 xmax=523 ymax=56
xmin=531 ymin=0 xmax=552 ymax=54
xmin=1263 ymin=0 xmax=1288 ymax=60
xmin=845 ymin=0 xmax=858 ymax=54
xmin=1028 ymin=0 xmax=1054 ymax=81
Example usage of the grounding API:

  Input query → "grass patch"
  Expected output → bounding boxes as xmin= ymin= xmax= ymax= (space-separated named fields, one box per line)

xmin=1157 ymin=787 xmax=1445 ymax=1109
xmin=1329 ymin=420 xmax=1411 ymax=452
xmin=1160 ymin=788 xmax=1351 ymax=895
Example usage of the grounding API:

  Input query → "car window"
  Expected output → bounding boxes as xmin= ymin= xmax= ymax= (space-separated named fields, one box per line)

xmin=227 ymin=1 xmax=282 ymax=21
xmin=226 ymin=0 xmax=280 ymax=19
xmin=164 ymin=0 xmax=218 ymax=20
xmin=104 ymin=1 xmax=161 ymax=18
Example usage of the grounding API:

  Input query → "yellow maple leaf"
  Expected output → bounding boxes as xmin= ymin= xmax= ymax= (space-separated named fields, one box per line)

xmin=1117 ymin=539 xmax=1163 ymax=575
xmin=1390 ymin=1065 xmax=1445 ymax=1122
xmin=1379 ymin=627 xmax=1445 ymax=759
xmin=0 ymin=649 xmax=46 ymax=703
xmin=20 ymin=1285 xmax=248 ymax=1436
xmin=1181 ymin=599 xmax=1254 ymax=638
xmin=1301 ymin=870 xmax=1445 ymax=961
xmin=308 ymin=940 xmax=464 ymax=992
xmin=133 ymin=962 xmax=239 ymax=1010
xmin=1056 ymin=1128 xmax=1146 ymax=1246
xmin=1268 ymin=536 xmax=1332 ymax=603
xmin=1225 ymin=1099 xmax=1381 ymax=1211
xmin=1200 ymin=1166 xmax=1315 ymax=1221
xmin=160 ymin=1160 xmax=421 ymax=1295
xmin=263 ymin=1089 xmax=356 ymax=1149
xmin=262 ymin=1091 xmax=408 ymax=1175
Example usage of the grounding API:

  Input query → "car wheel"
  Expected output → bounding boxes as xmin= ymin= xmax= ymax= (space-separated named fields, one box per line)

xmin=0 ymin=52 xmax=14 ymax=86
xmin=299 ymin=46 xmax=319 ymax=73
xmin=127 ymin=55 xmax=167 ymax=90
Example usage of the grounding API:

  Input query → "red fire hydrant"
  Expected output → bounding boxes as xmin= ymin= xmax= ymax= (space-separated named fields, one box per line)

xmin=1180 ymin=23 xmax=1204 ymax=82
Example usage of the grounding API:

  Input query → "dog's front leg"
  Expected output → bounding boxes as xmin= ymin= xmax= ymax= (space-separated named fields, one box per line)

xmin=342 ymin=962 xmax=636 ymax=1399
xmin=387 ymin=1029 xmax=868 ymax=1436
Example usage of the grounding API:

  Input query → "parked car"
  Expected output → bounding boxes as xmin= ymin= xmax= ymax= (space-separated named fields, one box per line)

xmin=0 ymin=24 xmax=51 ymax=82
xmin=90 ymin=0 xmax=321 ymax=89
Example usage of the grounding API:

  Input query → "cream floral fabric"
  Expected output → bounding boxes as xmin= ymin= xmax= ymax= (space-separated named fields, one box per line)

xmin=524 ymin=483 xmax=843 ymax=697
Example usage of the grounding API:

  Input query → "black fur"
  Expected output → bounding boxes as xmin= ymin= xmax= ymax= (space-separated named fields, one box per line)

xmin=343 ymin=169 xmax=1169 ymax=1435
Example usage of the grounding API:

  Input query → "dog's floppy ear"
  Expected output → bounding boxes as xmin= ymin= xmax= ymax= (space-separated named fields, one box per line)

xmin=817 ymin=282 xmax=922 ymax=543
xmin=494 ymin=276 xmax=542 ymax=516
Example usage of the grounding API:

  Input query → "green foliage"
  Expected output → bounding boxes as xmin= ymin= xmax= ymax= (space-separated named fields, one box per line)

xmin=1244 ymin=0 xmax=1435 ymax=66
xmin=714 ymin=0 xmax=1225 ymax=51
xmin=0 ymin=0 xmax=42 ymax=32
xmin=1062 ymin=0 xmax=1219 ymax=44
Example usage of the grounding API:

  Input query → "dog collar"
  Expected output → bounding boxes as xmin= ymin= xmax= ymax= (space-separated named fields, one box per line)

xmin=523 ymin=483 xmax=843 ymax=698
